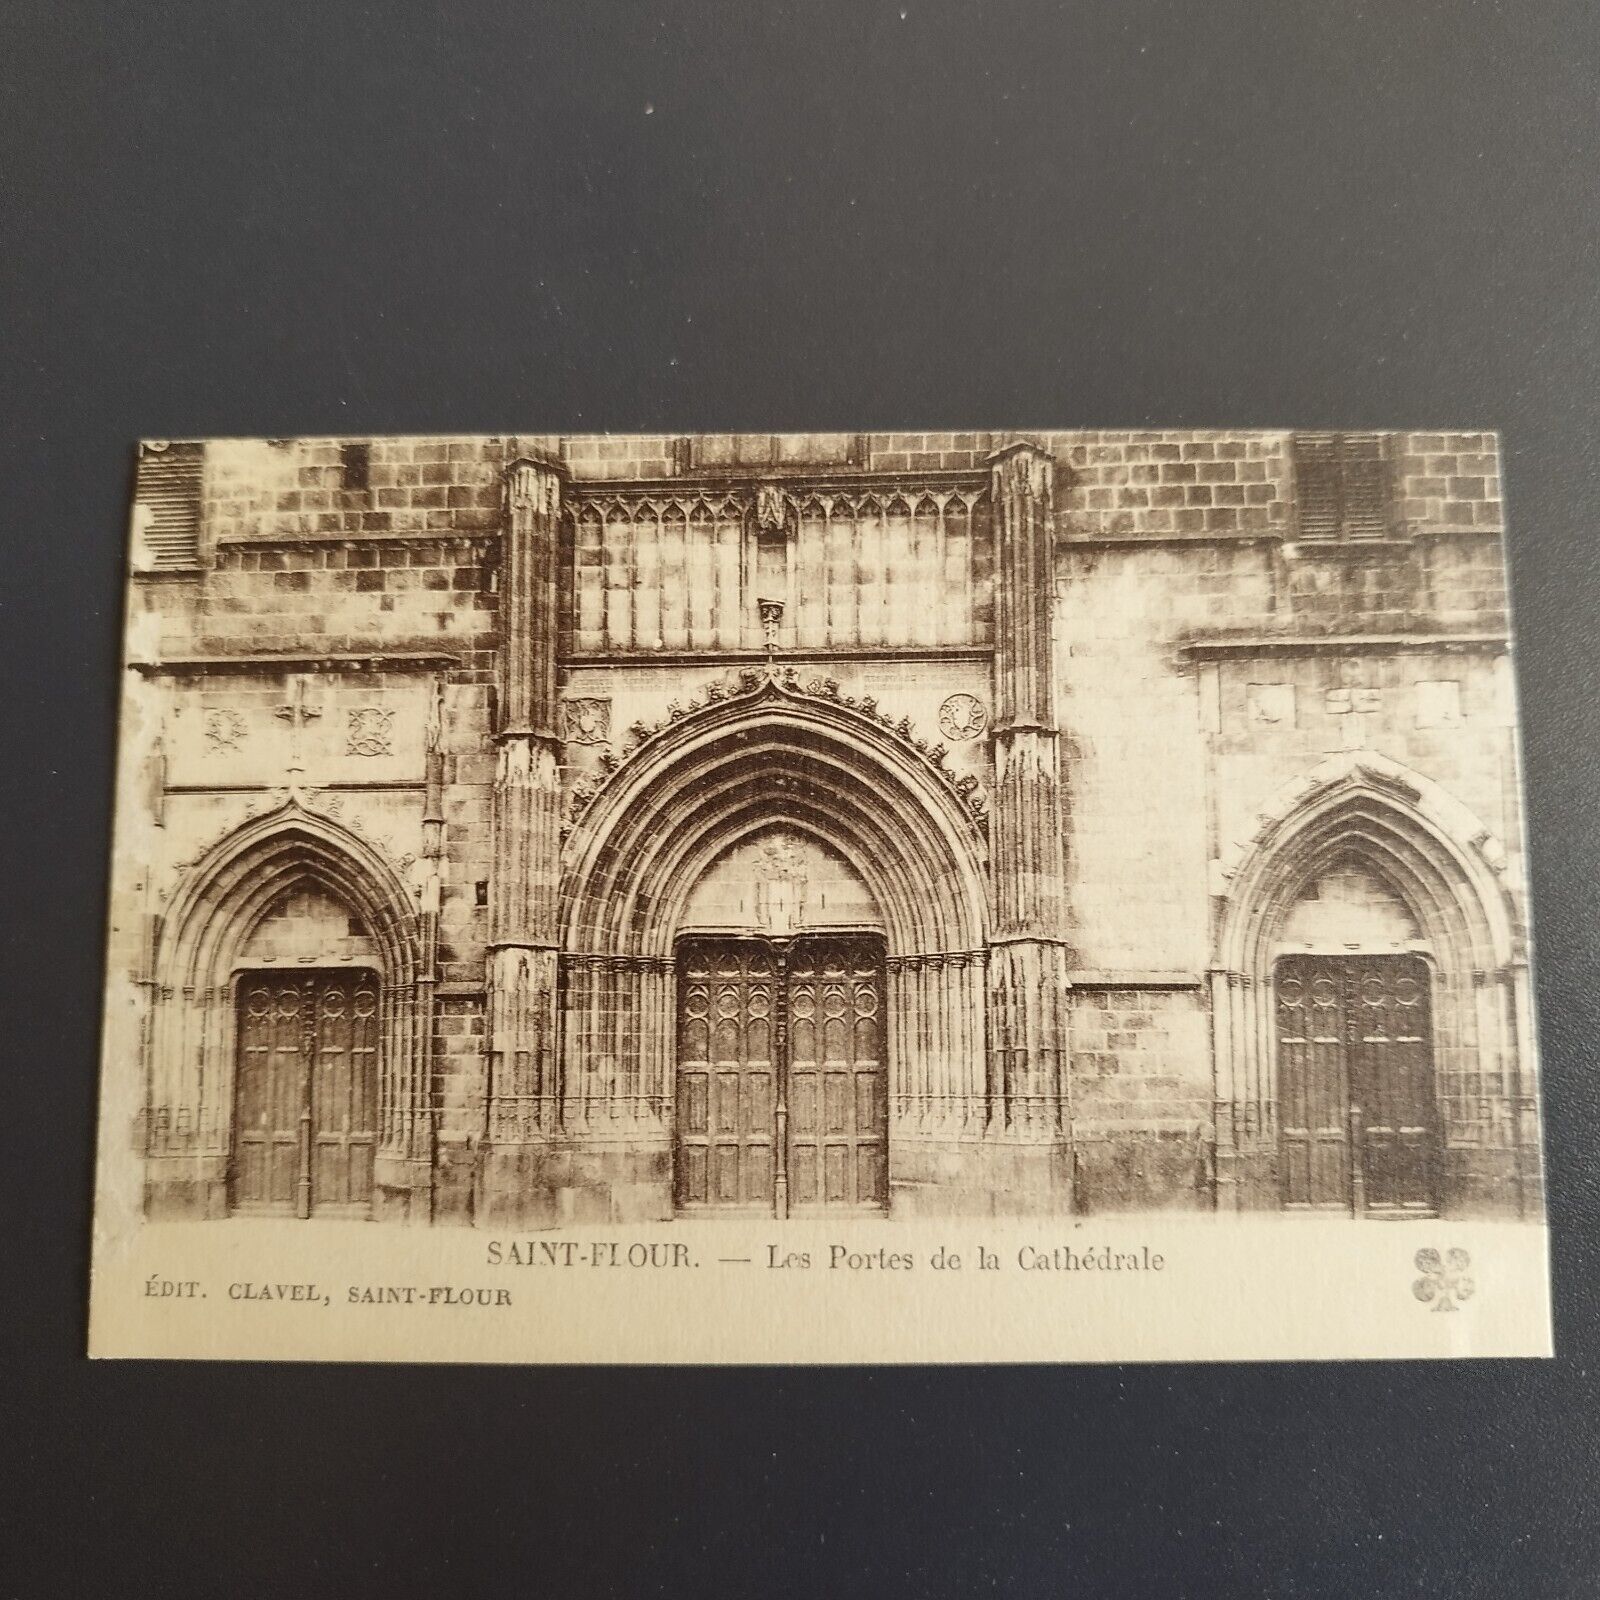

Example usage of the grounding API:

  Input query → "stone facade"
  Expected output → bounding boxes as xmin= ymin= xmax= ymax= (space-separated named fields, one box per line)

xmin=104 ymin=430 xmax=1540 ymax=1225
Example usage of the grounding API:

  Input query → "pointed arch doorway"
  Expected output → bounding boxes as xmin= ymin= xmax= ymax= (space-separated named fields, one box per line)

xmin=144 ymin=807 xmax=433 ymax=1223
xmin=1213 ymin=756 xmax=1530 ymax=1218
xmin=556 ymin=675 xmax=993 ymax=1224
xmin=673 ymin=830 xmax=888 ymax=1217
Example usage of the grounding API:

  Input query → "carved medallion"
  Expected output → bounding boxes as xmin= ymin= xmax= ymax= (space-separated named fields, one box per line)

xmin=561 ymin=697 xmax=611 ymax=746
xmin=937 ymin=693 xmax=988 ymax=742
xmin=345 ymin=707 xmax=394 ymax=757
xmin=203 ymin=709 xmax=246 ymax=754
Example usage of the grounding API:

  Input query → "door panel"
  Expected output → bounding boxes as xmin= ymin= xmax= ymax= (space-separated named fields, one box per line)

xmin=675 ymin=935 xmax=887 ymax=1215
xmin=1276 ymin=954 xmax=1438 ymax=1214
xmin=787 ymin=939 xmax=887 ymax=1213
xmin=1277 ymin=963 xmax=1350 ymax=1210
xmin=1350 ymin=956 xmax=1436 ymax=1211
xmin=676 ymin=944 xmax=777 ymax=1211
xmin=234 ymin=979 xmax=308 ymax=1212
xmin=232 ymin=970 xmax=378 ymax=1218
xmin=309 ymin=974 xmax=379 ymax=1214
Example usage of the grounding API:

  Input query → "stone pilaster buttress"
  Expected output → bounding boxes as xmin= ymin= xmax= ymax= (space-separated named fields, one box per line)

xmin=485 ymin=458 xmax=564 ymax=1145
xmin=987 ymin=442 xmax=1071 ymax=1148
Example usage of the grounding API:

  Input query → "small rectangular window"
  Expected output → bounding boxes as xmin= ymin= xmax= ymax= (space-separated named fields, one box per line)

xmin=1292 ymin=432 xmax=1393 ymax=541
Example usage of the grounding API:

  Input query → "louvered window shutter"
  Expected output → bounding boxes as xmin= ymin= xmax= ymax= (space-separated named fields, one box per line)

xmin=1293 ymin=433 xmax=1342 ymax=540
xmin=135 ymin=441 xmax=204 ymax=568
xmin=1292 ymin=432 xmax=1393 ymax=541
xmin=1338 ymin=432 xmax=1391 ymax=539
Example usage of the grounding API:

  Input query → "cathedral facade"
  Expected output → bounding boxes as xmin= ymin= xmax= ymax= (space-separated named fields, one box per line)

xmin=104 ymin=430 xmax=1541 ymax=1225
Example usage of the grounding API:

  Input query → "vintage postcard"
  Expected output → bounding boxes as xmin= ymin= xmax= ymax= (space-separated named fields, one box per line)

xmin=89 ymin=430 xmax=1550 ymax=1362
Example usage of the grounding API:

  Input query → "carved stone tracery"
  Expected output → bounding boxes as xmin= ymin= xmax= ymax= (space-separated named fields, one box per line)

xmin=564 ymin=479 xmax=994 ymax=654
xmin=938 ymin=693 xmax=988 ymax=742
xmin=753 ymin=483 xmax=790 ymax=537
xmin=346 ymin=707 xmax=393 ymax=757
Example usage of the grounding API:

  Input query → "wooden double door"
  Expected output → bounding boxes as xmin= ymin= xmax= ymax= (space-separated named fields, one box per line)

xmin=675 ymin=936 xmax=888 ymax=1216
xmin=1276 ymin=953 xmax=1440 ymax=1214
xmin=232 ymin=969 xmax=379 ymax=1218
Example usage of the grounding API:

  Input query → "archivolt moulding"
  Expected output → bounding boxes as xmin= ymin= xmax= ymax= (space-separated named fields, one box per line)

xmin=162 ymin=789 xmax=418 ymax=902
xmin=1212 ymin=749 xmax=1523 ymax=973
xmin=560 ymin=667 xmax=991 ymax=960
xmin=157 ymin=796 xmax=422 ymax=970
xmin=1215 ymin=751 xmax=1511 ymax=886
xmin=563 ymin=664 xmax=989 ymax=832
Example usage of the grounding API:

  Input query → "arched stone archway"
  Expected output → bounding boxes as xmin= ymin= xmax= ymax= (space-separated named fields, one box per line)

xmin=144 ymin=803 xmax=433 ymax=1220
xmin=1211 ymin=755 xmax=1537 ymax=1216
xmin=562 ymin=674 xmax=988 ymax=955
xmin=536 ymin=672 xmax=995 ymax=1219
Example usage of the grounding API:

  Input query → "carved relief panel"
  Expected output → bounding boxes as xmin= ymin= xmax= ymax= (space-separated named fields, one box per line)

xmin=163 ymin=675 xmax=430 ymax=790
xmin=561 ymin=697 xmax=611 ymax=746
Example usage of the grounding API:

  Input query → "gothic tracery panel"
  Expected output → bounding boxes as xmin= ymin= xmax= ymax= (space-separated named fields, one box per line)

xmin=564 ymin=486 xmax=993 ymax=654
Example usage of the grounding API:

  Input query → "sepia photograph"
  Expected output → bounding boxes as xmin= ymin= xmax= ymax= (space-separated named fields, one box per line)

xmin=89 ymin=428 xmax=1551 ymax=1363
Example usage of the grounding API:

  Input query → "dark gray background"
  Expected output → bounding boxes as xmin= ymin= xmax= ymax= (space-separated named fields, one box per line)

xmin=4 ymin=3 xmax=1598 ymax=1595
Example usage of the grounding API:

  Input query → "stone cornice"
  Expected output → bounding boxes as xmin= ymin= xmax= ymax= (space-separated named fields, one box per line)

xmin=561 ymin=644 xmax=991 ymax=669
xmin=211 ymin=529 xmax=494 ymax=550
xmin=130 ymin=652 xmax=461 ymax=676
xmin=565 ymin=466 xmax=991 ymax=502
xmin=1068 ymin=970 xmax=1203 ymax=990
xmin=1178 ymin=632 xmax=1508 ymax=661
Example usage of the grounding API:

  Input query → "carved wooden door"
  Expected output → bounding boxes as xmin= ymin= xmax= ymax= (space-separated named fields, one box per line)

xmin=675 ymin=935 xmax=887 ymax=1215
xmin=1276 ymin=954 xmax=1437 ymax=1214
xmin=786 ymin=937 xmax=887 ymax=1212
xmin=1346 ymin=955 xmax=1438 ymax=1212
xmin=675 ymin=942 xmax=778 ymax=1211
xmin=233 ymin=970 xmax=378 ymax=1218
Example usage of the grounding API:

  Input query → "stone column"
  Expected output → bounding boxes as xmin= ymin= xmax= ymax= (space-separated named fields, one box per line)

xmin=986 ymin=443 xmax=1072 ymax=1200
xmin=481 ymin=457 xmax=565 ymax=1219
